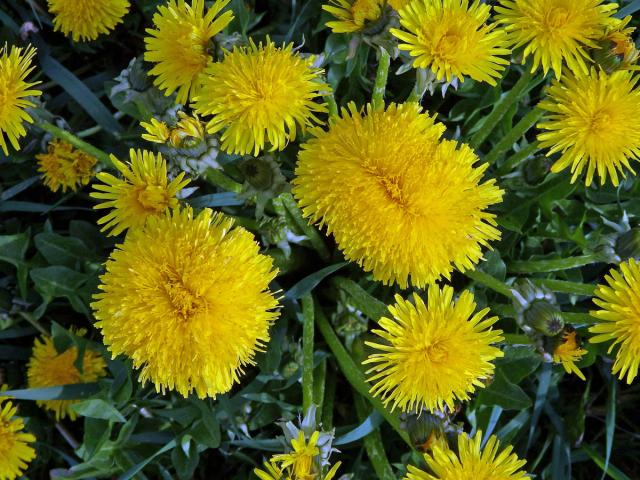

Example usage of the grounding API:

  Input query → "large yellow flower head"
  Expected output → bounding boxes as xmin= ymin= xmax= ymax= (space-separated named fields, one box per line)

xmin=92 ymin=207 xmax=279 ymax=398
xmin=37 ymin=140 xmax=97 ymax=193
xmin=323 ymin=0 xmax=386 ymax=34
xmin=90 ymin=149 xmax=190 ymax=236
xmin=0 ymin=45 xmax=41 ymax=156
xmin=495 ymin=0 xmax=617 ymax=78
xmin=0 ymin=401 xmax=36 ymax=480
xmin=27 ymin=334 xmax=107 ymax=420
xmin=364 ymin=286 xmax=504 ymax=413
xmin=47 ymin=0 xmax=130 ymax=42
xmin=590 ymin=258 xmax=640 ymax=384
xmin=405 ymin=431 xmax=528 ymax=480
xmin=537 ymin=69 xmax=640 ymax=187
xmin=552 ymin=331 xmax=587 ymax=380
xmin=193 ymin=39 xmax=328 ymax=156
xmin=145 ymin=0 xmax=234 ymax=104
xmin=293 ymin=103 xmax=503 ymax=288
xmin=391 ymin=0 xmax=511 ymax=86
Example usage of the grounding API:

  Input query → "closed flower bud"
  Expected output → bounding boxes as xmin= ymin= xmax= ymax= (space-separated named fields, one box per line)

xmin=524 ymin=300 xmax=564 ymax=337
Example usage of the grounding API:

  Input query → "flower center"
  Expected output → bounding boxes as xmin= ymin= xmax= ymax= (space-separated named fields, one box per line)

xmin=544 ymin=7 xmax=570 ymax=31
xmin=588 ymin=110 xmax=612 ymax=134
xmin=434 ymin=30 xmax=462 ymax=57
xmin=163 ymin=274 xmax=205 ymax=320
xmin=291 ymin=453 xmax=314 ymax=479
xmin=423 ymin=341 xmax=449 ymax=364
xmin=136 ymin=185 xmax=170 ymax=213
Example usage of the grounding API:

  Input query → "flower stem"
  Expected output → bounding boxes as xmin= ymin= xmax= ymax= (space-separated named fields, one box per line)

xmin=331 ymin=276 xmax=387 ymax=320
xmin=37 ymin=121 xmax=113 ymax=168
xmin=354 ymin=393 xmax=396 ymax=480
xmin=498 ymin=141 xmax=539 ymax=175
xmin=465 ymin=269 xmax=514 ymax=299
xmin=204 ymin=167 xmax=243 ymax=194
xmin=325 ymin=93 xmax=339 ymax=120
xmin=281 ymin=193 xmax=331 ymax=261
xmin=509 ymin=254 xmax=606 ymax=273
xmin=469 ymin=68 xmax=536 ymax=149
xmin=314 ymin=303 xmax=413 ymax=448
xmin=484 ymin=108 xmax=544 ymax=164
xmin=529 ymin=278 xmax=595 ymax=296
xmin=302 ymin=294 xmax=315 ymax=413
xmin=407 ymin=68 xmax=429 ymax=103
xmin=372 ymin=48 xmax=391 ymax=110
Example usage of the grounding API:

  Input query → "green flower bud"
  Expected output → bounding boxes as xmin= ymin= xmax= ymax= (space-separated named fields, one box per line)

xmin=524 ymin=299 xmax=564 ymax=337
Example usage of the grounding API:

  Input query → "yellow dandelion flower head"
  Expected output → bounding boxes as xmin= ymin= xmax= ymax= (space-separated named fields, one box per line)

xmin=0 ymin=400 xmax=36 ymax=480
xmin=390 ymin=0 xmax=511 ymax=86
xmin=36 ymin=140 xmax=97 ymax=193
xmin=537 ymin=68 xmax=640 ymax=187
xmin=145 ymin=0 xmax=234 ymax=104
xmin=495 ymin=0 xmax=617 ymax=78
xmin=141 ymin=118 xmax=171 ymax=145
xmin=90 ymin=149 xmax=190 ymax=236
xmin=47 ymin=0 xmax=130 ymax=42
xmin=552 ymin=331 xmax=587 ymax=380
xmin=590 ymin=258 xmax=640 ymax=384
xmin=26 ymin=334 xmax=107 ymax=420
xmin=293 ymin=102 xmax=503 ymax=288
xmin=364 ymin=286 xmax=504 ymax=413
xmin=323 ymin=0 xmax=386 ymax=34
xmin=389 ymin=0 xmax=410 ymax=11
xmin=91 ymin=207 xmax=279 ymax=398
xmin=254 ymin=461 xmax=284 ymax=480
xmin=406 ymin=431 xmax=528 ymax=480
xmin=193 ymin=39 xmax=329 ymax=156
xmin=600 ymin=16 xmax=640 ymax=67
xmin=0 ymin=45 xmax=41 ymax=156
xmin=141 ymin=112 xmax=206 ymax=148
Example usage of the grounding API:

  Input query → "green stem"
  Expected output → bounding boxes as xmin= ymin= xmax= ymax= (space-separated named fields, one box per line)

xmin=313 ymin=358 xmax=326 ymax=422
xmin=325 ymin=93 xmax=339 ymax=120
xmin=315 ymin=304 xmax=412 ymax=447
xmin=372 ymin=48 xmax=391 ymax=110
xmin=529 ymin=278 xmax=595 ymax=296
xmin=465 ymin=269 xmax=514 ymax=299
xmin=354 ymin=394 xmax=396 ymax=480
xmin=281 ymin=193 xmax=331 ymax=261
xmin=469 ymin=68 xmax=536 ymax=149
xmin=484 ymin=108 xmax=544 ymax=164
xmin=37 ymin=121 xmax=113 ymax=168
xmin=322 ymin=365 xmax=336 ymax=430
xmin=331 ymin=277 xmax=387 ymax=320
xmin=204 ymin=167 xmax=243 ymax=193
xmin=302 ymin=294 xmax=315 ymax=413
xmin=509 ymin=254 xmax=606 ymax=274
xmin=407 ymin=68 xmax=429 ymax=103
xmin=498 ymin=141 xmax=539 ymax=175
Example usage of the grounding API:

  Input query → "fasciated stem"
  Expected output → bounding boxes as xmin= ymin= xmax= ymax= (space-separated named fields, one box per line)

xmin=372 ymin=48 xmax=391 ymax=110
xmin=302 ymin=294 xmax=315 ymax=413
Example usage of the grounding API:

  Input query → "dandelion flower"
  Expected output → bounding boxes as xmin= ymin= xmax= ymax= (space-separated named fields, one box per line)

xmin=552 ymin=331 xmax=587 ymax=380
xmin=405 ymin=430 xmax=528 ymax=480
xmin=90 ymin=149 xmax=190 ymax=236
xmin=27 ymin=334 xmax=107 ymax=420
xmin=495 ymin=0 xmax=617 ymax=78
xmin=36 ymin=140 xmax=97 ymax=193
xmin=388 ymin=0 xmax=410 ymax=10
xmin=47 ymin=0 xmax=130 ymax=42
xmin=193 ymin=39 xmax=328 ymax=156
xmin=92 ymin=207 xmax=279 ymax=398
xmin=391 ymin=0 xmax=511 ymax=86
xmin=590 ymin=258 xmax=640 ymax=383
xmin=537 ymin=69 xmax=640 ymax=186
xmin=0 ymin=400 xmax=36 ymax=480
xmin=364 ymin=286 xmax=504 ymax=413
xmin=323 ymin=0 xmax=386 ymax=34
xmin=0 ymin=45 xmax=41 ymax=156
xmin=255 ymin=430 xmax=341 ymax=480
xmin=141 ymin=112 xmax=206 ymax=148
xmin=293 ymin=103 xmax=503 ymax=288
xmin=145 ymin=0 xmax=234 ymax=104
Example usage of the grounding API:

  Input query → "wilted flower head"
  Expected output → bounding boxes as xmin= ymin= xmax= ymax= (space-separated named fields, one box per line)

xmin=193 ymin=39 xmax=328 ymax=156
xmin=47 ymin=0 xmax=130 ymax=41
xmin=27 ymin=334 xmax=107 ymax=420
xmin=293 ymin=102 xmax=503 ymax=288
xmin=405 ymin=430 xmax=528 ymax=480
xmin=391 ymin=0 xmax=511 ymax=86
xmin=92 ymin=207 xmax=279 ymax=398
xmin=590 ymin=258 xmax=640 ymax=383
xmin=0 ymin=400 xmax=36 ymax=480
xmin=37 ymin=140 xmax=97 ymax=193
xmin=0 ymin=44 xmax=41 ymax=156
xmin=495 ymin=0 xmax=617 ymax=78
xmin=364 ymin=286 xmax=504 ymax=413
xmin=90 ymin=149 xmax=190 ymax=236
xmin=145 ymin=0 xmax=234 ymax=104
xmin=537 ymin=68 xmax=640 ymax=186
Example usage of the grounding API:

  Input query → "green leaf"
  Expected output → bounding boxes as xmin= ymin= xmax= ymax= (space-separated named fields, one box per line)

xmin=477 ymin=369 xmax=532 ymax=410
xmin=332 ymin=277 xmax=387 ymax=320
xmin=30 ymin=266 xmax=90 ymax=314
xmin=0 ymin=232 xmax=30 ymax=298
xmin=35 ymin=232 xmax=93 ymax=268
xmin=285 ymin=263 xmax=347 ymax=300
xmin=0 ymin=383 xmax=100 ymax=400
xmin=72 ymin=399 xmax=126 ymax=423
xmin=172 ymin=436 xmax=199 ymax=480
